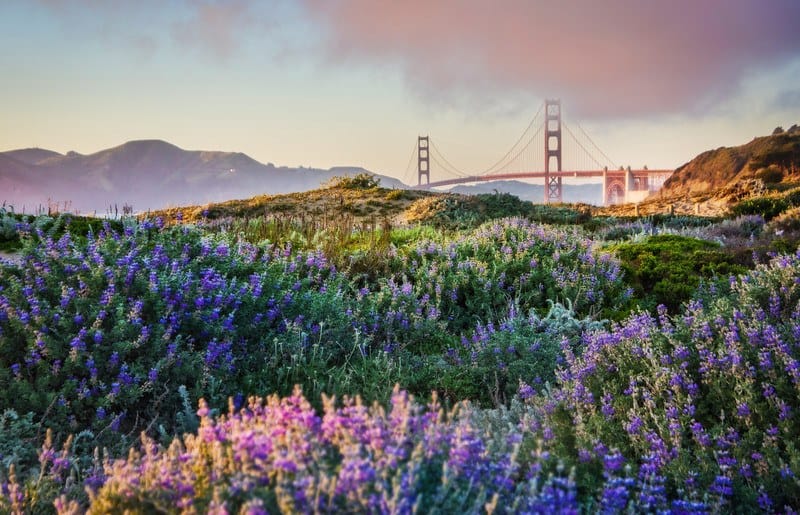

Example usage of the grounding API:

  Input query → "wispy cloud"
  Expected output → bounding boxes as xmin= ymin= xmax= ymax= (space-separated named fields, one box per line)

xmin=772 ymin=89 xmax=800 ymax=111
xmin=171 ymin=0 xmax=255 ymax=61
xmin=301 ymin=0 xmax=800 ymax=119
xmin=34 ymin=0 xmax=268 ymax=62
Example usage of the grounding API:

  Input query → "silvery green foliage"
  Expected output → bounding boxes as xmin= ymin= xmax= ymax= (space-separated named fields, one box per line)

xmin=0 ymin=209 xmax=17 ymax=240
xmin=0 ymin=410 xmax=38 ymax=473
xmin=175 ymin=385 xmax=199 ymax=435
xmin=539 ymin=298 xmax=605 ymax=336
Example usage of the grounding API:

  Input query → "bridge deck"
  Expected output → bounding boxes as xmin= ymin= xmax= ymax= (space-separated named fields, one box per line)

xmin=413 ymin=169 xmax=672 ymax=189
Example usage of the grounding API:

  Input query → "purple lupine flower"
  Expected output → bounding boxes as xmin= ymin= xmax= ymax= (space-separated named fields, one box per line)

xmin=518 ymin=382 xmax=535 ymax=400
xmin=736 ymin=402 xmax=751 ymax=418
xmin=710 ymin=475 xmax=733 ymax=498
xmin=603 ymin=451 xmax=625 ymax=474
xmin=626 ymin=416 xmax=643 ymax=435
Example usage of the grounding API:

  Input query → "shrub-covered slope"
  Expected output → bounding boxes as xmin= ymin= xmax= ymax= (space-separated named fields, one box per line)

xmin=662 ymin=126 xmax=800 ymax=198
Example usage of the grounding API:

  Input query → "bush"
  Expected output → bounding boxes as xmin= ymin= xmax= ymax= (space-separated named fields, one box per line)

xmin=0 ymin=213 xmax=798 ymax=512
xmin=730 ymin=196 xmax=789 ymax=221
xmin=613 ymin=234 xmax=746 ymax=313
xmin=384 ymin=218 xmax=629 ymax=334
xmin=0 ymin=209 xmax=18 ymax=243
xmin=529 ymin=249 xmax=800 ymax=511
xmin=325 ymin=173 xmax=381 ymax=190
xmin=528 ymin=204 xmax=587 ymax=225
xmin=783 ymin=187 xmax=800 ymax=208
xmin=385 ymin=189 xmax=408 ymax=201
xmin=439 ymin=300 xmax=604 ymax=406
xmin=13 ymin=385 xmax=745 ymax=513
xmin=769 ymin=207 xmax=800 ymax=234
xmin=403 ymin=194 xmax=542 ymax=229
xmin=704 ymin=214 xmax=766 ymax=241
xmin=755 ymin=165 xmax=784 ymax=184
xmin=0 ymin=223 xmax=375 ymax=458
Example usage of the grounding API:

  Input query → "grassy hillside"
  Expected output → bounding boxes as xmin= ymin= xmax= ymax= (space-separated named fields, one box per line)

xmin=151 ymin=173 xmax=594 ymax=230
xmin=663 ymin=125 xmax=800 ymax=197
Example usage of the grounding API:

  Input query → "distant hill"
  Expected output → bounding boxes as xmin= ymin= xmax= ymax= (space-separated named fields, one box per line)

xmin=659 ymin=125 xmax=800 ymax=199
xmin=446 ymin=180 xmax=603 ymax=205
xmin=0 ymin=140 xmax=402 ymax=214
xmin=0 ymin=154 xmax=42 ymax=209
xmin=2 ymin=148 xmax=64 ymax=165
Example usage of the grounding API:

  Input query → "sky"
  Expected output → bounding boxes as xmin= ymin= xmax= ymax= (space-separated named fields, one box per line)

xmin=2 ymin=0 xmax=800 ymax=185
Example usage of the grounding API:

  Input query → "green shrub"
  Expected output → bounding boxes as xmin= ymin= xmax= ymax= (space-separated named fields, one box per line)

xmin=730 ymin=196 xmax=789 ymax=220
xmin=404 ymin=193 xmax=539 ymax=229
xmin=613 ymin=234 xmax=746 ymax=313
xmin=473 ymin=192 xmax=532 ymax=220
xmin=528 ymin=204 xmax=586 ymax=225
xmin=438 ymin=300 xmax=604 ymax=407
xmin=325 ymin=173 xmax=381 ymax=190
xmin=0 ymin=210 xmax=18 ymax=242
xmin=783 ymin=187 xmax=800 ymax=207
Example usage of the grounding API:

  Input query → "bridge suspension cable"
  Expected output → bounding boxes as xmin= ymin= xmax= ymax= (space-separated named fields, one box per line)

xmin=562 ymin=121 xmax=606 ymax=170
xmin=417 ymin=104 xmax=548 ymax=182
xmin=575 ymin=121 xmax=618 ymax=170
xmin=401 ymin=141 xmax=419 ymax=186
xmin=410 ymin=99 xmax=671 ymax=206
xmin=429 ymin=138 xmax=471 ymax=178
xmin=481 ymin=103 xmax=545 ymax=175
xmin=485 ymin=123 xmax=544 ymax=176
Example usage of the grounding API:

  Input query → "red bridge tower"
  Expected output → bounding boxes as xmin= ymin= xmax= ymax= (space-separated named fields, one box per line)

xmin=544 ymin=99 xmax=562 ymax=203
xmin=417 ymin=136 xmax=430 ymax=186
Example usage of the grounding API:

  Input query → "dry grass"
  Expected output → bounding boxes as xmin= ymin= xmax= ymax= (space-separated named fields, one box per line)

xmin=149 ymin=186 xmax=433 ymax=227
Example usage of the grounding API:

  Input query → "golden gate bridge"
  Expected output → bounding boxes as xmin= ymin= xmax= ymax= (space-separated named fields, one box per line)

xmin=403 ymin=99 xmax=672 ymax=206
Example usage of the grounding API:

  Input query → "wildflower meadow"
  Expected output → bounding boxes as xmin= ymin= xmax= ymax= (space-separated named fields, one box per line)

xmin=0 ymin=203 xmax=799 ymax=513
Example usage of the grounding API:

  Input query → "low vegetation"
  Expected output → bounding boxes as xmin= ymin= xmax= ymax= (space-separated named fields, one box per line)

xmin=1 ymin=183 xmax=800 ymax=512
xmin=612 ymin=234 xmax=746 ymax=313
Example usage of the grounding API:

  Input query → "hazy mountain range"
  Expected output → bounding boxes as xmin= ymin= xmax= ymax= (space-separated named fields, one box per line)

xmin=0 ymin=140 xmax=403 ymax=214
xmin=1 ymin=139 xmax=618 ymax=214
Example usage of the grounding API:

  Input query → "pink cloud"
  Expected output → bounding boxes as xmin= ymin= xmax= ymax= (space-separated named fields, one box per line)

xmin=301 ymin=0 xmax=800 ymax=118
xmin=172 ymin=0 xmax=255 ymax=60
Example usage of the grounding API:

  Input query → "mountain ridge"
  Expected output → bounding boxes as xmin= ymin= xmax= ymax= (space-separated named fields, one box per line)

xmin=0 ymin=140 xmax=402 ymax=213
xmin=2 ymin=148 xmax=64 ymax=165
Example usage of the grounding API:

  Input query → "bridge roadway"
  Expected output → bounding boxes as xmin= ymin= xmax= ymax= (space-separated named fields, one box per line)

xmin=412 ymin=169 xmax=673 ymax=190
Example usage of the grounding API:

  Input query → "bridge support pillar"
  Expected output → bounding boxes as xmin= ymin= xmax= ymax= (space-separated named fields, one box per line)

xmin=602 ymin=167 xmax=608 ymax=206
xmin=544 ymin=99 xmax=562 ymax=203
xmin=625 ymin=166 xmax=632 ymax=202
xmin=418 ymin=136 xmax=430 ymax=186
